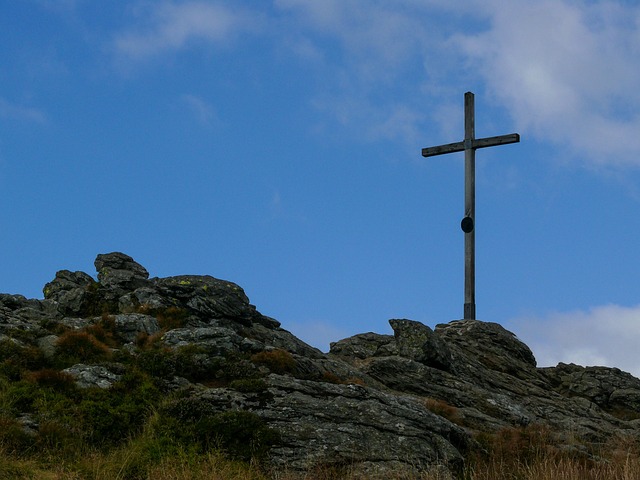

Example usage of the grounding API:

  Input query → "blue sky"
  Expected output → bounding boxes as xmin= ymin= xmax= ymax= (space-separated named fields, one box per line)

xmin=2 ymin=1 xmax=640 ymax=375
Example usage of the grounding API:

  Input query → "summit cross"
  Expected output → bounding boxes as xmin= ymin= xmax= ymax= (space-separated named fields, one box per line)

xmin=422 ymin=91 xmax=520 ymax=320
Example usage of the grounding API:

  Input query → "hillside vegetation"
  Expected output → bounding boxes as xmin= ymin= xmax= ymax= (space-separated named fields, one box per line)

xmin=1 ymin=252 xmax=640 ymax=479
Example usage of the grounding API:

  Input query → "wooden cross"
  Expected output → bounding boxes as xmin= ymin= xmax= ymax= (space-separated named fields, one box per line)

xmin=422 ymin=92 xmax=520 ymax=320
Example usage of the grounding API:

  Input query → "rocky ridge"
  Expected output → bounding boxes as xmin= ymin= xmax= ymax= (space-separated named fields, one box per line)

xmin=1 ymin=252 xmax=639 ymax=478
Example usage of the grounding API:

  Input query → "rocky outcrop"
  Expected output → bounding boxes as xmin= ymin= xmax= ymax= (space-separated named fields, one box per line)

xmin=173 ymin=374 xmax=467 ymax=476
xmin=2 ymin=252 xmax=640 ymax=478
xmin=335 ymin=319 xmax=634 ymax=442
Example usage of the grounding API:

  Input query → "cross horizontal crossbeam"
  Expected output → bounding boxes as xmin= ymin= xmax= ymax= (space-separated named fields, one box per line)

xmin=421 ymin=133 xmax=520 ymax=158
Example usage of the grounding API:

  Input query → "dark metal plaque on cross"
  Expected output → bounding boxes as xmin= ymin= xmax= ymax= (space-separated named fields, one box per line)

xmin=422 ymin=92 xmax=520 ymax=320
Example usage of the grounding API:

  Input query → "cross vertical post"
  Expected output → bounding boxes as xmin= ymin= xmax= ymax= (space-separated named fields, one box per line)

xmin=422 ymin=92 xmax=520 ymax=320
xmin=464 ymin=92 xmax=475 ymax=320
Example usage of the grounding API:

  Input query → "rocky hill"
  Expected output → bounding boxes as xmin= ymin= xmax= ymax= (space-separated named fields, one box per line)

xmin=1 ymin=252 xmax=639 ymax=478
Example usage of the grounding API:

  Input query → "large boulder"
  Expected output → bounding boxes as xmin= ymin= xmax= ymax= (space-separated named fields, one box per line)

xmin=330 ymin=332 xmax=397 ymax=360
xmin=168 ymin=374 xmax=467 ymax=477
xmin=95 ymin=252 xmax=150 ymax=292
xmin=435 ymin=319 xmax=536 ymax=375
xmin=541 ymin=363 xmax=640 ymax=420
xmin=154 ymin=275 xmax=259 ymax=325
xmin=390 ymin=319 xmax=454 ymax=371
xmin=43 ymin=270 xmax=96 ymax=316
xmin=63 ymin=364 xmax=122 ymax=389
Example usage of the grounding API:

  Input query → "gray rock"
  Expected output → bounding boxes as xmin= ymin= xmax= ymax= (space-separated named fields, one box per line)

xmin=43 ymin=270 xmax=95 ymax=300
xmin=330 ymin=332 xmax=397 ymax=359
xmin=390 ymin=319 xmax=453 ymax=371
xmin=161 ymin=326 xmax=259 ymax=354
xmin=155 ymin=275 xmax=257 ymax=324
xmin=436 ymin=319 xmax=536 ymax=374
xmin=42 ymin=270 xmax=96 ymax=317
xmin=59 ymin=317 xmax=93 ymax=330
xmin=94 ymin=252 xmax=150 ymax=292
xmin=171 ymin=374 xmax=467 ymax=476
xmin=541 ymin=362 xmax=640 ymax=419
xmin=63 ymin=364 xmax=121 ymax=389
xmin=118 ymin=287 xmax=169 ymax=313
xmin=17 ymin=414 xmax=39 ymax=437
xmin=248 ymin=323 xmax=324 ymax=359
xmin=114 ymin=313 xmax=160 ymax=343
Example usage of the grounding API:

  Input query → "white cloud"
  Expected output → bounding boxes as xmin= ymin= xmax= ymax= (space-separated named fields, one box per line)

xmin=456 ymin=0 xmax=640 ymax=168
xmin=0 ymin=98 xmax=47 ymax=124
xmin=275 ymin=1 xmax=445 ymax=148
xmin=276 ymin=1 xmax=640 ymax=169
xmin=180 ymin=93 xmax=219 ymax=127
xmin=511 ymin=304 xmax=640 ymax=378
xmin=111 ymin=1 xmax=640 ymax=169
xmin=114 ymin=1 xmax=262 ymax=58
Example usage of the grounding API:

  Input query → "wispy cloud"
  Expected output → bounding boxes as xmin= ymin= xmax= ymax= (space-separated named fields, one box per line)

xmin=456 ymin=0 xmax=640 ymax=168
xmin=113 ymin=1 xmax=262 ymax=59
xmin=276 ymin=0 xmax=640 ymax=169
xmin=111 ymin=1 xmax=640 ymax=169
xmin=0 ymin=98 xmax=47 ymax=124
xmin=261 ymin=189 xmax=308 ymax=226
xmin=180 ymin=93 xmax=219 ymax=128
xmin=512 ymin=304 xmax=640 ymax=378
xmin=275 ymin=1 xmax=440 ymax=148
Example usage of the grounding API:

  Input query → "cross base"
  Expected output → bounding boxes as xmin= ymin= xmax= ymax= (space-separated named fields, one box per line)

xmin=464 ymin=303 xmax=476 ymax=321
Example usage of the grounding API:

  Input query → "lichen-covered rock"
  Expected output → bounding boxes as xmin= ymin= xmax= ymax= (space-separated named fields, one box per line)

xmin=330 ymin=332 xmax=397 ymax=360
xmin=43 ymin=270 xmax=95 ymax=300
xmin=161 ymin=326 xmax=261 ymax=354
xmin=154 ymin=275 xmax=257 ymax=325
xmin=0 ymin=294 xmax=57 ymax=334
xmin=114 ymin=313 xmax=160 ymax=343
xmin=390 ymin=319 xmax=454 ymax=371
xmin=118 ymin=287 xmax=168 ymax=312
xmin=37 ymin=334 xmax=59 ymax=358
xmin=42 ymin=270 xmax=96 ymax=317
xmin=171 ymin=374 xmax=467 ymax=476
xmin=541 ymin=363 xmax=640 ymax=420
xmin=436 ymin=319 xmax=536 ymax=374
xmin=95 ymin=252 xmax=149 ymax=285
xmin=63 ymin=364 xmax=122 ymax=389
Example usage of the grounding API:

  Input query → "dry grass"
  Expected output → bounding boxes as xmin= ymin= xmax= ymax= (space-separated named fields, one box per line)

xmin=2 ymin=419 xmax=640 ymax=479
xmin=423 ymin=397 xmax=463 ymax=425
xmin=467 ymin=426 xmax=640 ymax=480
xmin=3 ymin=449 xmax=640 ymax=480
xmin=466 ymin=455 xmax=640 ymax=480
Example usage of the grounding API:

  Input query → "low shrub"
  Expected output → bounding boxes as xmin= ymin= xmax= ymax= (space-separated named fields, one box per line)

xmin=78 ymin=372 xmax=159 ymax=447
xmin=26 ymin=369 xmax=76 ymax=394
xmin=0 ymin=339 xmax=46 ymax=380
xmin=250 ymin=349 xmax=296 ymax=375
xmin=229 ymin=378 xmax=268 ymax=393
xmin=193 ymin=410 xmax=280 ymax=461
xmin=36 ymin=419 xmax=81 ymax=454
xmin=157 ymin=403 xmax=280 ymax=463
xmin=155 ymin=306 xmax=190 ymax=331
xmin=0 ymin=415 xmax=34 ymax=453
xmin=424 ymin=398 xmax=463 ymax=425
xmin=85 ymin=314 xmax=118 ymax=347
xmin=53 ymin=330 xmax=111 ymax=367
